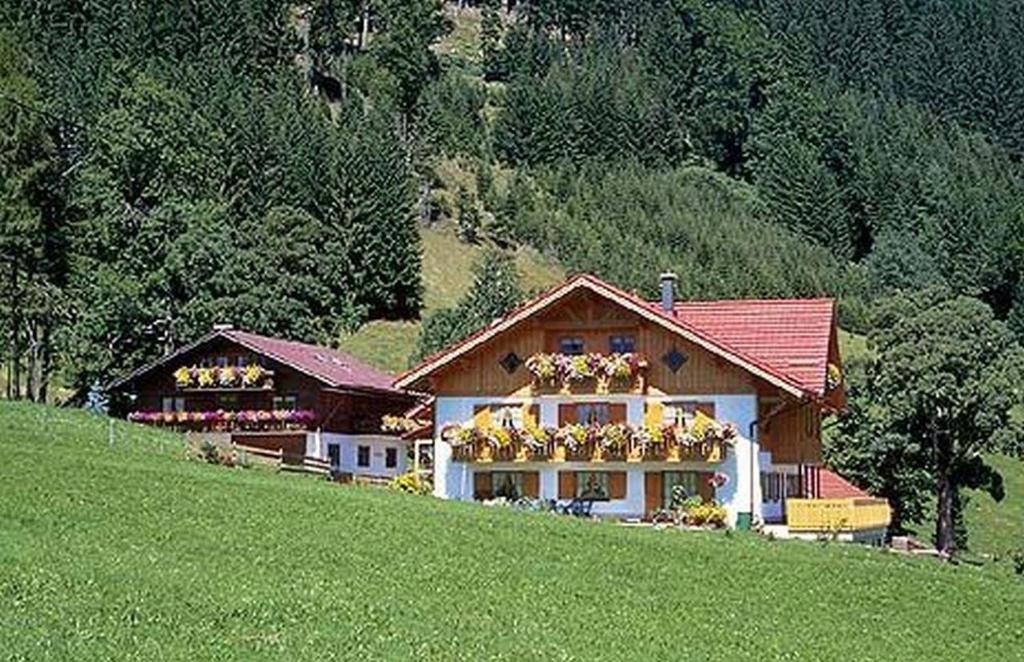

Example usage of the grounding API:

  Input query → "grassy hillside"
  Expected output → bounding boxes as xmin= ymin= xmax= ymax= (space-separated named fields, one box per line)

xmin=338 ymin=223 xmax=564 ymax=372
xmin=2 ymin=401 xmax=1023 ymax=660
xmin=960 ymin=455 xmax=1024 ymax=560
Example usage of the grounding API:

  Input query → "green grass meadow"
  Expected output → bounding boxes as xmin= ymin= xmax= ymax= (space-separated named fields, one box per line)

xmin=2 ymin=401 xmax=1023 ymax=660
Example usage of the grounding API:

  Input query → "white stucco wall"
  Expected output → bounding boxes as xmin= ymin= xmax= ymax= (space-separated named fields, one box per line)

xmin=432 ymin=393 xmax=763 ymax=524
xmin=322 ymin=433 xmax=409 ymax=478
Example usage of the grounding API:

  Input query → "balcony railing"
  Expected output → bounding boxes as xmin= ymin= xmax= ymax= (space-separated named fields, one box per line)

xmin=786 ymin=498 xmax=891 ymax=532
xmin=451 ymin=438 xmax=727 ymax=464
xmin=173 ymin=365 xmax=275 ymax=390
xmin=525 ymin=352 xmax=648 ymax=394
xmin=128 ymin=409 xmax=315 ymax=433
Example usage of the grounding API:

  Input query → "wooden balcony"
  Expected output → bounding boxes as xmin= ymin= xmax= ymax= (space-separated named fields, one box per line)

xmin=450 ymin=438 xmax=727 ymax=464
xmin=786 ymin=498 xmax=891 ymax=532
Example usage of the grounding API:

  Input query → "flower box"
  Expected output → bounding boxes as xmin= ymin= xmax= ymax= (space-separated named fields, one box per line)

xmin=525 ymin=352 xmax=648 ymax=394
xmin=173 ymin=364 xmax=273 ymax=390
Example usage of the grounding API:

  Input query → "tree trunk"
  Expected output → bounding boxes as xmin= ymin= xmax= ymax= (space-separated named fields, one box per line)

xmin=934 ymin=427 xmax=956 ymax=558
xmin=359 ymin=0 xmax=369 ymax=50
xmin=9 ymin=262 xmax=21 ymax=399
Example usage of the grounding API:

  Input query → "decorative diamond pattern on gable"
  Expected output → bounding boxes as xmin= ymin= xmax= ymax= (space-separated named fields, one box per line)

xmin=662 ymin=347 xmax=688 ymax=373
xmin=499 ymin=351 xmax=523 ymax=374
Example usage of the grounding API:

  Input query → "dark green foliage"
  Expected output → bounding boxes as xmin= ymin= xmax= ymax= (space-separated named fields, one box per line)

xmin=0 ymin=1 xmax=428 ymax=394
xmin=416 ymin=249 xmax=523 ymax=360
xmin=830 ymin=290 xmax=1024 ymax=555
xmin=417 ymin=70 xmax=487 ymax=158
xmin=455 ymin=186 xmax=481 ymax=243
xmin=369 ymin=0 xmax=450 ymax=117
xmin=0 ymin=29 xmax=68 ymax=402
xmin=480 ymin=0 xmax=506 ymax=80
xmin=498 ymin=162 xmax=844 ymax=300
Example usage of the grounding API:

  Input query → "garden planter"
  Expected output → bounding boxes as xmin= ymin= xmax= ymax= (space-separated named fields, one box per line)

xmin=666 ymin=445 xmax=681 ymax=462
xmin=478 ymin=445 xmax=494 ymax=463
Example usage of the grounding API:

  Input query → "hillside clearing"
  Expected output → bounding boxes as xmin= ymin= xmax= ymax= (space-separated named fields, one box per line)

xmin=1 ymin=401 xmax=1022 ymax=660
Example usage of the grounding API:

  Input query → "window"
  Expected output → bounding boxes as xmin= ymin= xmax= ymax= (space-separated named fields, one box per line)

xmin=385 ymin=447 xmax=398 ymax=469
xmin=558 ymin=336 xmax=585 ymax=355
xmin=663 ymin=471 xmax=701 ymax=508
xmin=272 ymin=394 xmax=298 ymax=410
xmin=235 ymin=355 xmax=249 ymax=367
xmin=161 ymin=396 xmax=185 ymax=413
xmin=577 ymin=403 xmax=610 ymax=426
xmin=785 ymin=473 xmax=804 ymax=499
xmin=217 ymin=393 xmax=239 ymax=410
xmin=493 ymin=405 xmax=523 ymax=429
xmin=761 ymin=471 xmax=783 ymax=503
xmin=328 ymin=444 xmax=341 ymax=469
xmin=662 ymin=401 xmax=715 ymax=426
xmin=357 ymin=445 xmax=371 ymax=468
xmin=609 ymin=334 xmax=635 ymax=353
xmin=215 ymin=356 xmax=229 ymax=368
xmin=492 ymin=472 xmax=524 ymax=499
xmin=576 ymin=472 xmax=610 ymax=500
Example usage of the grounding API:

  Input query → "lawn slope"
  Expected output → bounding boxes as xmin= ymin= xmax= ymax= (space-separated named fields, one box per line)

xmin=2 ymin=401 xmax=1023 ymax=660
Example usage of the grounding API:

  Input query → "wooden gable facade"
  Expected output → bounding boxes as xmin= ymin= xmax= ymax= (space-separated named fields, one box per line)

xmin=425 ymin=287 xmax=824 ymax=464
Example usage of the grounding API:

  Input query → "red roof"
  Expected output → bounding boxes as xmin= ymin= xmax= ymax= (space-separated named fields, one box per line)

xmin=672 ymin=299 xmax=835 ymax=395
xmin=222 ymin=330 xmax=401 ymax=394
xmin=396 ymin=273 xmax=838 ymax=398
xmin=818 ymin=468 xmax=870 ymax=499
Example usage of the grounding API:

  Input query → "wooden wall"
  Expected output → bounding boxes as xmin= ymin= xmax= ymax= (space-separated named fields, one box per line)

xmin=758 ymin=399 xmax=822 ymax=464
xmin=431 ymin=289 xmax=757 ymax=397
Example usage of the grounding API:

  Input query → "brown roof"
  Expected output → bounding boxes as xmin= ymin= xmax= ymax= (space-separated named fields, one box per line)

xmin=109 ymin=328 xmax=405 ymax=396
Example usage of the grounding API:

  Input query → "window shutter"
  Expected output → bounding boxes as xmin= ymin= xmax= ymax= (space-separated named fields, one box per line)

xmin=644 ymin=401 xmax=664 ymax=428
xmin=698 ymin=472 xmax=714 ymax=502
xmin=473 ymin=472 xmax=492 ymax=499
xmin=522 ymin=403 xmax=539 ymax=429
xmin=608 ymin=403 xmax=627 ymax=424
xmin=608 ymin=471 xmax=627 ymax=499
xmin=558 ymin=404 xmax=577 ymax=426
xmin=473 ymin=405 xmax=492 ymax=429
xmin=644 ymin=472 xmax=663 ymax=515
xmin=523 ymin=471 xmax=540 ymax=498
xmin=558 ymin=471 xmax=577 ymax=499
xmin=696 ymin=402 xmax=716 ymax=418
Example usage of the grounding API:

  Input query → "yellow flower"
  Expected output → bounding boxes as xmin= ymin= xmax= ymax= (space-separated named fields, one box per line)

xmin=242 ymin=364 xmax=263 ymax=386
xmin=197 ymin=368 xmax=215 ymax=387
xmin=174 ymin=367 xmax=192 ymax=388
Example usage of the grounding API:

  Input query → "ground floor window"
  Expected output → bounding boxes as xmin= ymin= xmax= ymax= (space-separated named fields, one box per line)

xmin=161 ymin=396 xmax=185 ymax=412
xmin=492 ymin=472 xmax=525 ymax=499
xmin=272 ymin=394 xmax=298 ymax=410
xmin=576 ymin=471 xmax=610 ymax=500
xmin=356 ymin=445 xmax=370 ymax=468
xmin=663 ymin=471 xmax=701 ymax=508
xmin=328 ymin=443 xmax=340 ymax=469
xmin=785 ymin=473 xmax=804 ymax=499
xmin=761 ymin=471 xmax=783 ymax=503
xmin=385 ymin=447 xmax=398 ymax=469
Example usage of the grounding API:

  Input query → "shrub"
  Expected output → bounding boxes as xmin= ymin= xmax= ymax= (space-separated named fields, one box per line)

xmin=1012 ymin=549 xmax=1024 ymax=577
xmin=684 ymin=502 xmax=728 ymax=528
xmin=389 ymin=472 xmax=432 ymax=495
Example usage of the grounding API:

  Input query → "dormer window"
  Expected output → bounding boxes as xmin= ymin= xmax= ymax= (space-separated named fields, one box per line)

xmin=609 ymin=334 xmax=635 ymax=353
xmin=559 ymin=336 xmax=585 ymax=355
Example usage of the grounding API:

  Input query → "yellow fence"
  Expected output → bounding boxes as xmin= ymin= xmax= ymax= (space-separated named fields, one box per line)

xmin=787 ymin=498 xmax=891 ymax=532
